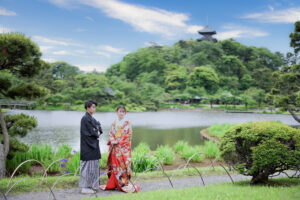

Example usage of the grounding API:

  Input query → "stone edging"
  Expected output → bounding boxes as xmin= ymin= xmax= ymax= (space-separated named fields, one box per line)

xmin=200 ymin=129 xmax=220 ymax=144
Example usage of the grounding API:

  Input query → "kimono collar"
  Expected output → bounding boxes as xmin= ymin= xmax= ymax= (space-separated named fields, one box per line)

xmin=85 ymin=112 xmax=93 ymax=120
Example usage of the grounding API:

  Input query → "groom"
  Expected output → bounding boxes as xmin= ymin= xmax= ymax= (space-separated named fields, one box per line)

xmin=79 ymin=99 xmax=103 ymax=194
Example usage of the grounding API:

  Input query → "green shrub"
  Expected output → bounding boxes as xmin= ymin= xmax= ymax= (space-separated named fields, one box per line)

xmin=132 ymin=143 xmax=158 ymax=172
xmin=100 ymin=153 xmax=108 ymax=169
xmin=66 ymin=152 xmax=80 ymax=174
xmin=6 ymin=151 xmax=31 ymax=173
xmin=155 ymin=145 xmax=174 ymax=165
xmin=173 ymin=140 xmax=189 ymax=153
xmin=133 ymin=142 xmax=150 ymax=154
xmin=203 ymin=141 xmax=219 ymax=158
xmin=208 ymin=123 xmax=233 ymax=139
xmin=220 ymin=121 xmax=300 ymax=184
xmin=6 ymin=144 xmax=72 ymax=174
xmin=180 ymin=145 xmax=204 ymax=162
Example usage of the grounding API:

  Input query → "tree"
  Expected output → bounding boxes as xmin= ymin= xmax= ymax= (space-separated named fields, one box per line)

xmin=51 ymin=62 xmax=80 ymax=80
xmin=269 ymin=21 xmax=300 ymax=123
xmin=244 ymin=87 xmax=266 ymax=107
xmin=165 ymin=65 xmax=187 ymax=91
xmin=270 ymin=64 xmax=300 ymax=123
xmin=220 ymin=121 xmax=300 ymax=184
xmin=216 ymin=55 xmax=247 ymax=79
xmin=119 ymin=48 xmax=167 ymax=84
xmin=252 ymin=67 xmax=274 ymax=91
xmin=0 ymin=33 xmax=48 ymax=177
xmin=290 ymin=21 xmax=300 ymax=54
xmin=2 ymin=113 xmax=37 ymax=159
xmin=189 ymin=66 xmax=219 ymax=93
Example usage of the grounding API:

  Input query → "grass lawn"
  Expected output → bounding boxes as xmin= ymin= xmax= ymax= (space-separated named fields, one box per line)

xmin=86 ymin=178 xmax=300 ymax=200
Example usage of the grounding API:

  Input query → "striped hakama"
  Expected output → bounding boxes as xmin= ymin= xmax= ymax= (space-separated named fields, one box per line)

xmin=79 ymin=160 xmax=100 ymax=189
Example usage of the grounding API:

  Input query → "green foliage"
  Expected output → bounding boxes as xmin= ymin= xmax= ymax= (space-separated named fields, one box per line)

xmin=2 ymin=113 xmax=37 ymax=166
xmin=269 ymin=64 xmax=300 ymax=123
xmin=203 ymin=141 xmax=219 ymax=158
xmin=217 ymin=55 xmax=247 ymax=79
xmin=219 ymin=121 xmax=300 ymax=184
xmin=66 ymin=151 xmax=80 ymax=174
xmin=173 ymin=140 xmax=189 ymax=153
xmin=0 ymin=70 xmax=14 ymax=94
xmin=100 ymin=153 xmax=108 ymax=169
xmin=0 ymin=33 xmax=44 ymax=77
xmin=132 ymin=143 xmax=158 ymax=172
xmin=7 ymin=82 xmax=49 ymax=100
xmin=290 ymin=21 xmax=300 ymax=54
xmin=189 ymin=66 xmax=219 ymax=93
xmin=165 ymin=65 xmax=188 ymax=91
xmin=4 ymin=113 xmax=37 ymax=137
xmin=118 ymin=48 xmax=167 ymax=84
xmin=1 ymin=33 xmax=286 ymax=112
xmin=179 ymin=145 xmax=204 ymax=162
xmin=155 ymin=145 xmax=174 ymax=165
xmin=6 ymin=144 xmax=72 ymax=174
xmin=208 ymin=123 xmax=234 ymax=139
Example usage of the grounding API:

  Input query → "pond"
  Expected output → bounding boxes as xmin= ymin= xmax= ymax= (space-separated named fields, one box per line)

xmin=6 ymin=110 xmax=299 ymax=152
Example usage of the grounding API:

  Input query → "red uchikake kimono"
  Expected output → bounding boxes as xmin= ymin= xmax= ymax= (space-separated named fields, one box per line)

xmin=100 ymin=118 xmax=139 ymax=193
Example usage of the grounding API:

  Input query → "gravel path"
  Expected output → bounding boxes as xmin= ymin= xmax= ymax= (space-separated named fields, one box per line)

xmin=6 ymin=173 xmax=292 ymax=200
xmin=6 ymin=174 xmax=250 ymax=200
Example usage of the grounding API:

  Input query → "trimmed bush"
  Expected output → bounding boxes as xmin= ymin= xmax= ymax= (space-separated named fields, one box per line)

xmin=220 ymin=121 xmax=300 ymax=184
xmin=155 ymin=145 xmax=174 ymax=165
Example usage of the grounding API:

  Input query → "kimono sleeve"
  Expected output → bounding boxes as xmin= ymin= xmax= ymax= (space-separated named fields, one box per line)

xmin=82 ymin=116 xmax=99 ymax=138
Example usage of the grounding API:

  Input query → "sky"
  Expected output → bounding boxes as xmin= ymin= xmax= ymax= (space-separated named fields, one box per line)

xmin=1 ymin=0 xmax=300 ymax=72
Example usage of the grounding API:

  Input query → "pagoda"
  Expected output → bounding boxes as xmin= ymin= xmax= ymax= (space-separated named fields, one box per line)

xmin=197 ymin=25 xmax=217 ymax=42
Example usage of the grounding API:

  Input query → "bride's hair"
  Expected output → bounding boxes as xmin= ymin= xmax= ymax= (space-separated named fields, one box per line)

xmin=116 ymin=105 xmax=126 ymax=112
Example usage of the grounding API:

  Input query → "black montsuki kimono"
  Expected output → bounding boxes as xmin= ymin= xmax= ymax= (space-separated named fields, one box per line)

xmin=80 ymin=112 xmax=103 ymax=161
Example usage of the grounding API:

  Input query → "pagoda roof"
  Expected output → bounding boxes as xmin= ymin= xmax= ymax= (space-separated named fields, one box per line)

xmin=198 ymin=25 xmax=216 ymax=34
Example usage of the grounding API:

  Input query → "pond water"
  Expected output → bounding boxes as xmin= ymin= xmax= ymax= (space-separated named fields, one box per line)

xmin=6 ymin=110 xmax=299 ymax=152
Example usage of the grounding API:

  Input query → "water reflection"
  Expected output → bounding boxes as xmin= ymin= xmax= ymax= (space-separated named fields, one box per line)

xmin=7 ymin=110 xmax=299 ymax=152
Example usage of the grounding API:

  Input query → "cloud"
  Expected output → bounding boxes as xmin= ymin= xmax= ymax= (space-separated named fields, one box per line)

xmin=95 ymin=51 xmax=111 ymax=58
xmin=52 ymin=50 xmax=74 ymax=55
xmin=75 ymin=64 xmax=107 ymax=72
xmin=243 ymin=7 xmax=300 ymax=23
xmin=73 ymin=28 xmax=88 ymax=32
xmin=33 ymin=36 xmax=85 ymax=48
xmin=186 ymin=25 xmax=204 ymax=34
xmin=40 ymin=46 xmax=54 ymax=52
xmin=75 ymin=50 xmax=86 ymax=54
xmin=85 ymin=16 xmax=94 ymax=21
xmin=144 ymin=41 xmax=163 ymax=47
xmin=216 ymin=24 xmax=268 ymax=40
xmin=47 ymin=0 xmax=78 ymax=8
xmin=0 ymin=7 xmax=16 ymax=16
xmin=82 ymin=0 xmax=203 ymax=36
xmin=49 ymin=0 xmax=203 ymax=37
xmin=33 ymin=36 xmax=72 ymax=46
xmin=268 ymin=5 xmax=274 ymax=11
xmin=99 ymin=45 xmax=129 ymax=54
xmin=42 ymin=57 xmax=56 ymax=63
